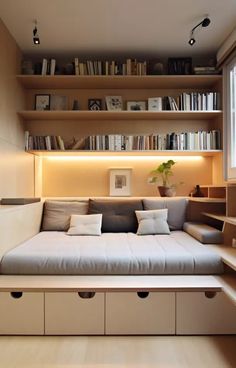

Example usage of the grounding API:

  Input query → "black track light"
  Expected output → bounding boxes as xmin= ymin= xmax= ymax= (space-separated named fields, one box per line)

xmin=33 ymin=20 xmax=40 ymax=45
xmin=188 ymin=16 xmax=211 ymax=46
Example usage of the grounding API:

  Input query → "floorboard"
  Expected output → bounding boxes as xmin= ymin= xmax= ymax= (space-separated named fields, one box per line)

xmin=0 ymin=335 xmax=235 ymax=368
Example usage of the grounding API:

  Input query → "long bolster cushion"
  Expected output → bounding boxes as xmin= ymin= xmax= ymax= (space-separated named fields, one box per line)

xmin=183 ymin=222 xmax=223 ymax=244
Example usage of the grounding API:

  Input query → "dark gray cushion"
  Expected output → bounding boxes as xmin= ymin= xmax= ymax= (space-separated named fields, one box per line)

xmin=183 ymin=222 xmax=223 ymax=244
xmin=88 ymin=199 xmax=143 ymax=233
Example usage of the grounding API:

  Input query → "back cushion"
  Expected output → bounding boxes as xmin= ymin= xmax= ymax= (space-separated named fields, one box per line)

xmin=88 ymin=199 xmax=143 ymax=233
xmin=41 ymin=201 xmax=88 ymax=231
xmin=143 ymin=198 xmax=188 ymax=230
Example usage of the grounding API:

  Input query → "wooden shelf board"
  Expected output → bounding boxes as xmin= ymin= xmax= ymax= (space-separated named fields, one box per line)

xmin=27 ymin=150 xmax=223 ymax=157
xmin=0 ymin=275 xmax=222 ymax=292
xmin=206 ymin=244 xmax=236 ymax=272
xmin=203 ymin=213 xmax=236 ymax=226
xmin=18 ymin=110 xmax=222 ymax=121
xmin=216 ymin=274 xmax=236 ymax=306
xmin=189 ymin=198 xmax=226 ymax=203
xmin=17 ymin=75 xmax=222 ymax=89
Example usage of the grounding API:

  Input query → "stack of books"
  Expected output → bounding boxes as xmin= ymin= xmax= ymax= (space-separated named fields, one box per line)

xmin=177 ymin=92 xmax=220 ymax=111
xmin=25 ymin=132 xmax=65 ymax=150
xmin=193 ymin=66 xmax=219 ymax=75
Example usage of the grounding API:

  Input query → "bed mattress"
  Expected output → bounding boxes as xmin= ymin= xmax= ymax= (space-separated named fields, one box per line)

xmin=0 ymin=231 xmax=224 ymax=275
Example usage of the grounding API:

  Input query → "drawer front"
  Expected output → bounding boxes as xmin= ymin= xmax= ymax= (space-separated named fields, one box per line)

xmin=176 ymin=291 xmax=236 ymax=334
xmin=45 ymin=292 xmax=105 ymax=335
xmin=106 ymin=291 xmax=175 ymax=335
xmin=0 ymin=292 xmax=44 ymax=335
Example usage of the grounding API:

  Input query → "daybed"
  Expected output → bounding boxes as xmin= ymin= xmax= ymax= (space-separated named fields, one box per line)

xmin=0 ymin=197 xmax=236 ymax=336
xmin=0 ymin=198 xmax=224 ymax=275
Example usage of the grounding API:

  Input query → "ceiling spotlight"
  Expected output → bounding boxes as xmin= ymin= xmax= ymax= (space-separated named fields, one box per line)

xmin=188 ymin=16 xmax=211 ymax=46
xmin=33 ymin=20 xmax=40 ymax=45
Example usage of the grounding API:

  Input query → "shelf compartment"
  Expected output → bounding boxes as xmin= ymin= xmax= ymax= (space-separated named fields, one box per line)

xmin=203 ymin=213 xmax=236 ymax=226
xmin=18 ymin=110 xmax=222 ymax=121
xmin=17 ymin=75 xmax=222 ymax=90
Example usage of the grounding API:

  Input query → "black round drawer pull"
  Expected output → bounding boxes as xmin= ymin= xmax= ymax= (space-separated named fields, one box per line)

xmin=137 ymin=291 xmax=149 ymax=299
xmin=78 ymin=292 xmax=95 ymax=299
xmin=10 ymin=292 xmax=23 ymax=299
xmin=205 ymin=291 xmax=217 ymax=299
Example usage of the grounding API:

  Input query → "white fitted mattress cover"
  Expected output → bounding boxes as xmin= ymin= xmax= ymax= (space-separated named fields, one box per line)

xmin=0 ymin=231 xmax=224 ymax=275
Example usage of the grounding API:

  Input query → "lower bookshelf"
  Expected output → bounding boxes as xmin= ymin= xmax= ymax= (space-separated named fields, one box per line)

xmin=26 ymin=150 xmax=223 ymax=157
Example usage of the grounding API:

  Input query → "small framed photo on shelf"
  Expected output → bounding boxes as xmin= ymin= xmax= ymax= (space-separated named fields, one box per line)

xmin=127 ymin=101 xmax=146 ymax=111
xmin=88 ymin=99 xmax=102 ymax=111
xmin=109 ymin=168 xmax=132 ymax=196
xmin=50 ymin=95 xmax=68 ymax=110
xmin=148 ymin=97 xmax=162 ymax=111
xmin=35 ymin=94 xmax=50 ymax=111
xmin=105 ymin=96 xmax=123 ymax=111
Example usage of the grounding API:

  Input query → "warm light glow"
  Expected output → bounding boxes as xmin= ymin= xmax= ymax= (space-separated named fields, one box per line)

xmin=45 ymin=155 xmax=203 ymax=162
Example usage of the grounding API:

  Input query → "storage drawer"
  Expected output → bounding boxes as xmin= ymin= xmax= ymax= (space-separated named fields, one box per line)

xmin=45 ymin=292 xmax=105 ymax=335
xmin=176 ymin=291 xmax=236 ymax=334
xmin=106 ymin=291 xmax=175 ymax=335
xmin=0 ymin=292 xmax=44 ymax=335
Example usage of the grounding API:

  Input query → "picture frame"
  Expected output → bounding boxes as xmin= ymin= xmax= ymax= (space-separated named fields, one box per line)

xmin=88 ymin=99 xmax=102 ymax=111
xmin=105 ymin=96 xmax=123 ymax=111
xmin=50 ymin=95 xmax=68 ymax=110
xmin=109 ymin=168 xmax=132 ymax=196
xmin=148 ymin=97 xmax=162 ymax=111
xmin=127 ymin=101 xmax=146 ymax=111
xmin=35 ymin=94 xmax=50 ymax=111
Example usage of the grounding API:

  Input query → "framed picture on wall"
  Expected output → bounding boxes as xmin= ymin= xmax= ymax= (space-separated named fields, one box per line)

xmin=35 ymin=94 xmax=50 ymax=110
xmin=109 ymin=168 xmax=132 ymax=196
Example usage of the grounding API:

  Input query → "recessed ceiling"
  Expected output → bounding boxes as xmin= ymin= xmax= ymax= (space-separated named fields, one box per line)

xmin=0 ymin=0 xmax=236 ymax=58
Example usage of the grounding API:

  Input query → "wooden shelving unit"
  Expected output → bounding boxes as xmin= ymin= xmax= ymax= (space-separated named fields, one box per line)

xmin=203 ymin=213 xmax=236 ymax=226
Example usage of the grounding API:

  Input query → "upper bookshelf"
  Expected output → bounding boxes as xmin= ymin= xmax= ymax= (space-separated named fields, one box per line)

xmin=16 ymin=75 xmax=222 ymax=90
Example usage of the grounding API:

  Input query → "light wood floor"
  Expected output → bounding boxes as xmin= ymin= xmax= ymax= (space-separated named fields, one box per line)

xmin=0 ymin=336 xmax=236 ymax=368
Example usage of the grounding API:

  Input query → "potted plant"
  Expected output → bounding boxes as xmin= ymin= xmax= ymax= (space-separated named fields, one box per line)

xmin=149 ymin=159 xmax=179 ymax=197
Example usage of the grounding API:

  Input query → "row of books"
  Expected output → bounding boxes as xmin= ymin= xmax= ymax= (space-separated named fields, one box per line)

xmin=178 ymin=92 xmax=220 ymax=111
xmin=74 ymin=58 xmax=147 ymax=76
xmin=84 ymin=130 xmax=221 ymax=151
xmin=25 ymin=132 xmax=65 ymax=150
xmin=193 ymin=66 xmax=218 ymax=75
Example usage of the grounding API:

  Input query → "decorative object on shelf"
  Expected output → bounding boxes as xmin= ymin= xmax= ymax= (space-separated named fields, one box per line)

xmin=168 ymin=57 xmax=192 ymax=75
xmin=188 ymin=16 xmax=211 ymax=46
xmin=190 ymin=184 xmax=205 ymax=197
xmin=32 ymin=20 xmax=40 ymax=45
xmin=147 ymin=59 xmax=164 ymax=75
xmin=105 ymin=96 xmax=123 ymax=111
xmin=149 ymin=160 xmax=181 ymax=197
xmin=72 ymin=100 xmax=80 ymax=110
xmin=50 ymin=95 xmax=68 ymax=110
xmin=88 ymin=99 xmax=102 ymax=111
xmin=21 ymin=60 xmax=34 ymax=75
xmin=35 ymin=94 xmax=50 ymax=111
xmin=148 ymin=97 xmax=162 ymax=111
xmin=109 ymin=168 xmax=132 ymax=196
xmin=127 ymin=101 xmax=146 ymax=111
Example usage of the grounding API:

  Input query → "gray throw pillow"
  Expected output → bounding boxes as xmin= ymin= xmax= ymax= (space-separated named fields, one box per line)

xmin=41 ymin=201 xmax=88 ymax=231
xmin=88 ymin=199 xmax=143 ymax=233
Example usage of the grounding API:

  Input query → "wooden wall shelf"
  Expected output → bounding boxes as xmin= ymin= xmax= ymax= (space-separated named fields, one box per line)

xmin=27 ymin=150 xmax=223 ymax=157
xmin=19 ymin=110 xmax=222 ymax=121
xmin=17 ymin=75 xmax=222 ymax=90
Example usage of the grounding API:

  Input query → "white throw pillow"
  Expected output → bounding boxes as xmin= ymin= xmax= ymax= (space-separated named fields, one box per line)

xmin=135 ymin=209 xmax=170 ymax=235
xmin=67 ymin=214 xmax=102 ymax=236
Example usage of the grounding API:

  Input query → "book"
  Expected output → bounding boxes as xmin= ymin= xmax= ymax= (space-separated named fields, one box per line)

xmin=50 ymin=59 xmax=56 ymax=75
xmin=41 ymin=58 xmax=48 ymax=75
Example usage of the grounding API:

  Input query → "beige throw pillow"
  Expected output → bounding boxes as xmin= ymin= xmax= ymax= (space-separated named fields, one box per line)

xmin=41 ymin=201 xmax=89 ymax=231
xmin=135 ymin=209 xmax=170 ymax=235
xmin=67 ymin=214 xmax=103 ymax=236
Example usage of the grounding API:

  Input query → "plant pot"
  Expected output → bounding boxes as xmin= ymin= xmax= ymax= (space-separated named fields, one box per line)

xmin=158 ymin=186 xmax=167 ymax=197
xmin=165 ymin=187 xmax=176 ymax=197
